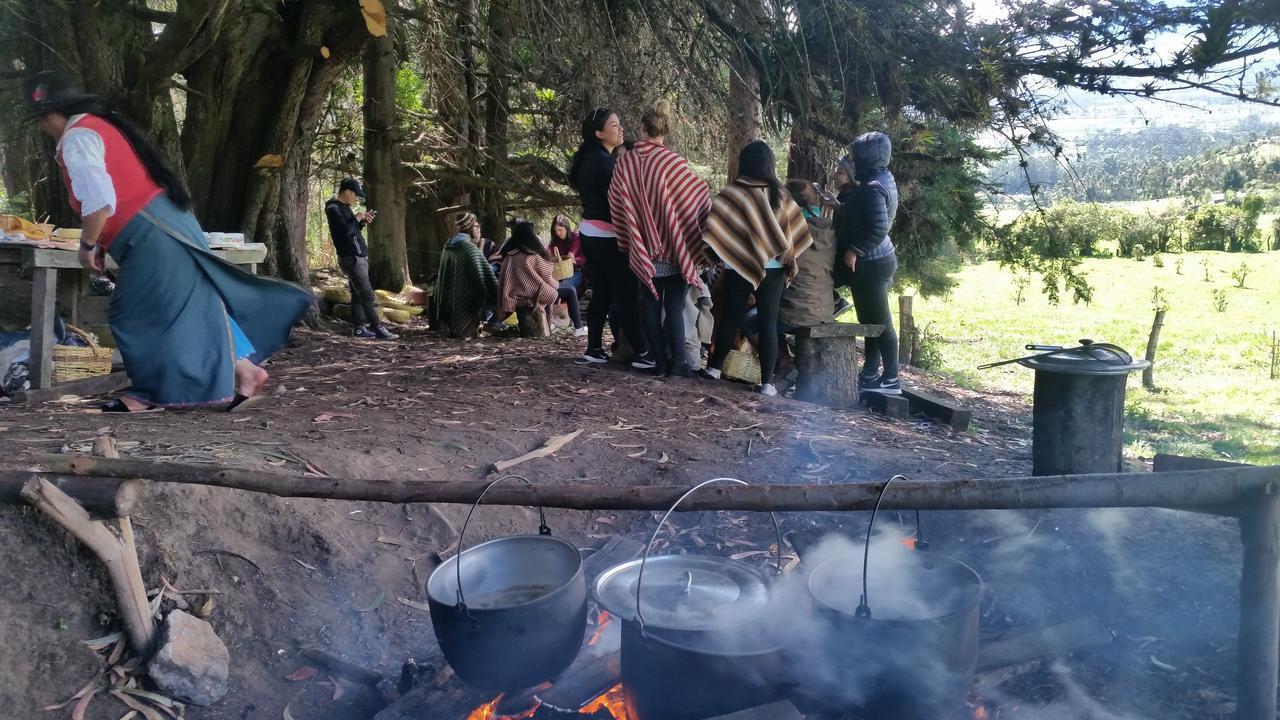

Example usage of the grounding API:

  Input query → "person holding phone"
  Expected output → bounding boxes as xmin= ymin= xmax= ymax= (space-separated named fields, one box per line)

xmin=326 ymin=177 xmax=397 ymax=340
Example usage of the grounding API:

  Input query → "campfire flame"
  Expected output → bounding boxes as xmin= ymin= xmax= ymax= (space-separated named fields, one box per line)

xmin=578 ymin=684 xmax=630 ymax=719
xmin=464 ymin=695 xmax=542 ymax=720
xmin=585 ymin=610 xmax=613 ymax=647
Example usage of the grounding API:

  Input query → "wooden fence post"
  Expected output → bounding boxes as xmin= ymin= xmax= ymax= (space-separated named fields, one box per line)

xmin=1238 ymin=493 xmax=1280 ymax=720
xmin=1142 ymin=309 xmax=1166 ymax=391
xmin=898 ymin=295 xmax=914 ymax=367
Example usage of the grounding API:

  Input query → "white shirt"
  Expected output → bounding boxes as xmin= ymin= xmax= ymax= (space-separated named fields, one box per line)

xmin=57 ymin=114 xmax=117 ymax=218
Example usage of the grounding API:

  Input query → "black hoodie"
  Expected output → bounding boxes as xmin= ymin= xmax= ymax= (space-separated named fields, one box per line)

xmin=325 ymin=198 xmax=368 ymax=258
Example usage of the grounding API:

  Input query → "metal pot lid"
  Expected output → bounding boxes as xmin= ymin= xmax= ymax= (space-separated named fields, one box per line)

xmin=592 ymin=555 xmax=773 ymax=631
xmin=1019 ymin=343 xmax=1150 ymax=376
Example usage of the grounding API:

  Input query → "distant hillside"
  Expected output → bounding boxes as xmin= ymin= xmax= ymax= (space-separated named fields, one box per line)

xmin=986 ymin=117 xmax=1280 ymax=202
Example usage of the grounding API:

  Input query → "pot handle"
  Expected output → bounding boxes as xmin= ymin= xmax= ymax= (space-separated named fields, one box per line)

xmin=635 ymin=477 xmax=783 ymax=637
xmin=453 ymin=474 xmax=552 ymax=611
xmin=857 ymin=474 xmax=920 ymax=619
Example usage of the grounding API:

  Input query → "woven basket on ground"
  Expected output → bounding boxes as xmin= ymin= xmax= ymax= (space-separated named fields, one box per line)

xmin=52 ymin=325 xmax=112 ymax=383
xmin=723 ymin=340 xmax=762 ymax=385
xmin=550 ymin=249 xmax=575 ymax=281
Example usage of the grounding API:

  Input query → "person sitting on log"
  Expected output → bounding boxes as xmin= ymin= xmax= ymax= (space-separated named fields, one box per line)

xmin=833 ymin=132 xmax=901 ymax=396
xmin=700 ymin=140 xmax=813 ymax=396
xmin=548 ymin=215 xmax=585 ymax=298
xmin=431 ymin=212 xmax=498 ymax=338
xmin=496 ymin=221 xmax=585 ymax=336
xmin=22 ymin=70 xmax=312 ymax=413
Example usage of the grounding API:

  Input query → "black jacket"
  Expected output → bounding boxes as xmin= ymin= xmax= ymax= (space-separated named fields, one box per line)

xmin=833 ymin=133 xmax=898 ymax=285
xmin=325 ymin=198 xmax=368 ymax=258
xmin=571 ymin=145 xmax=616 ymax=223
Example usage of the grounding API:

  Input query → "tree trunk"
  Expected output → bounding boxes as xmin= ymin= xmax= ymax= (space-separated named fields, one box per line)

xmin=787 ymin=114 xmax=823 ymax=183
xmin=363 ymin=29 xmax=410 ymax=291
xmin=478 ymin=0 xmax=513 ymax=243
xmin=1142 ymin=309 xmax=1166 ymax=391
xmin=726 ymin=62 xmax=762 ymax=181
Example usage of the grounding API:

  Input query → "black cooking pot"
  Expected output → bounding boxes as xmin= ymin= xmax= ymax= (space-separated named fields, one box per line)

xmin=426 ymin=476 xmax=588 ymax=692
xmin=801 ymin=551 xmax=982 ymax=720
xmin=794 ymin=476 xmax=983 ymax=720
xmin=592 ymin=478 xmax=789 ymax=720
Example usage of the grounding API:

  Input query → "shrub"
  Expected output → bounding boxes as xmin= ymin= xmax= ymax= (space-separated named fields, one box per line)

xmin=1232 ymin=261 xmax=1251 ymax=289
xmin=1188 ymin=202 xmax=1264 ymax=253
xmin=912 ymin=324 xmax=944 ymax=371
xmin=1152 ymin=253 xmax=1164 ymax=268
xmin=1175 ymin=257 xmax=1184 ymax=275
xmin=1014 ymin=273 xmax=1031 ymax=305
xmin=1202 ymin=258 xmax=1212 ymax=283
xmin=1132 ymin=243 xmax=1148 ymax=261
xmin=1212 ymin=288 xmax=1229 ymax=313
xmin=1151 ymin=286 xmax=1169 ymax=312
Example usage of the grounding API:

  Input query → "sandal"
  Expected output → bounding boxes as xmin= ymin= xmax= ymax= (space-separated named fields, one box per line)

xmin=102 ymin=399 xmax=161 ymax=413
xmin=227 ymin=393 xmax=268 ymax=413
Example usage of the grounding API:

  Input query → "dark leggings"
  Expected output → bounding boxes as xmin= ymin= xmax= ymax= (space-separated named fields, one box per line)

xmin=641 ymin=274 xmax=689 ymax=373
xmin=709 ymin=268 xmax=785 ymax=384
xmin=556 ymin=287 xmax=583 ymax=329
xmin=581 ymin=235 xmax=646 ymax=354
xmin=849 ymin=252 xmax=899 ymax=379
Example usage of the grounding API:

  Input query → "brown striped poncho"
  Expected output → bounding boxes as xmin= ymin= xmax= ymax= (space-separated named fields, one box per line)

xmin=608 ymin=140 xmax=711 ymax=298
xmin=702 ymin=179 xmax=813 ymax=288
xmin=497 ymin=252 xmax=559 ymax=316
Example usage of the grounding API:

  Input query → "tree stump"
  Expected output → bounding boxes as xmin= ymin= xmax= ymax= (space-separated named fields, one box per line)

xmin=794 ymin=323 xmax=883 ymax=409
xmin=516 ymin=306 xmax=549 ymax=338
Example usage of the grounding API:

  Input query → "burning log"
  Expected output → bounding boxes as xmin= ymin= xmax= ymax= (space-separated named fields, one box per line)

xmin=34 ymin=454 xmax=1280 ymax=516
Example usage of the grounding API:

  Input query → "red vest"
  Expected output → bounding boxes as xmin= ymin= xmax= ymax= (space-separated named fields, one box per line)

xmin=57 ymin=115 xmax=165 ymax=249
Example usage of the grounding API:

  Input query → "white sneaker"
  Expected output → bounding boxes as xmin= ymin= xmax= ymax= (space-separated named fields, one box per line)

xmin=573 ymin=326 xmax=588 ymax=337
xmin=759 ymin=383 xmax=778 ymax=397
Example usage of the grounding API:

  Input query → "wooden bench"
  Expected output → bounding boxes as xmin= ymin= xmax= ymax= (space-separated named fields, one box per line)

xmin=0 ymin=243 xmax=266 ymax=399
xmin=793 ymin=322 xmax=883 ymax=409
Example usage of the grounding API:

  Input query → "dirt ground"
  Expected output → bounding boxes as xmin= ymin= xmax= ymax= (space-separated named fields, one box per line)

xmin=0 ymin=325 xmax=1252 ymax=720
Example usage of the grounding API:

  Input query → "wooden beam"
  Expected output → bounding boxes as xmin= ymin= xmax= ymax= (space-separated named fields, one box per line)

xmin=12 ymin=371 xmax=129 ymax=404
xmin=862 ymin=391 xmax=909 ymax=419
xmin=30 ymin=455 xmax=1280 ymax=514
xmin=976 ymin=616 xmax=1113 ymax=672
xmin=1154 ymin=454 xmax=1251 ymax=472
xmin=20 ymin=477 xmax=155 ymax=654
xmin=902 ymin=388 xmax=973 ymax=432
xmin=22 ymin=245 xmax=267 ymax=271
xmin=29 ymin=266 xmax=56 ymax=389
xmin=0 ymin=471 xmax=142 ymax=518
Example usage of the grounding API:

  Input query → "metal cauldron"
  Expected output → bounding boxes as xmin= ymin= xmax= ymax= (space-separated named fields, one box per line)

xmin=796 ymin=475 xmax=983 ymax=720
xmin=427 ymin=476 xmax=588 ymax=692
xmin=593 ymin=478 xmax=790 ymax=720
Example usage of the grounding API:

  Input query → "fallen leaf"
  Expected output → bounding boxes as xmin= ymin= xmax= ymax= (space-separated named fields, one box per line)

xmin=398 ymin=597 xmax=431 ymax=612
xmin=331 ymin=676 xmax=347 ymax=701
xmin=609 ymin=444 xmax=645 ymax=449
xmin=375 ymin=536 xmax=404 ymax=547
xmin=354 ymin=591 xmax=386 ymax=613
xmin=195 ymin=596 xmax=216 ymax=618
xmin=286 ymin=665 xmax=320 ymax=682
xmin=111 ymin=693 xmax=164 ymax=720
xmin=729 ymin=550 xmax=770 ymax=560
xmin=283 ymin=703 xmax=296 ymax=720
xmin=576 ymin=388 xmax=590 ymax=394
xmin=1150 ymin=655 xmax=1178 ymax=673
xmin=627 ymin=449 xmax=647 ymax=458
xmin=293 ymin=557 xmax=317 ymax=571
xmin=43 ymin=670 xmax=104 ymax=710
xmin=83 ymin=632 xmax=124 ymax=650
xmin=70 ymin=686 xmax=99 ymax=720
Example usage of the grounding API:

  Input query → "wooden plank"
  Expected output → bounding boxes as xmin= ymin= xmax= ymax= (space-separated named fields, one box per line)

xmin=1154 ymin=454 xmax=1251 ymax=472
xmin=22 ymin=244 xmax=267 ymax=271
xmin=861 ymin=391 xmax=909 ymax=419
xmin=28 ymin=266 xmax=57 ymax=389
xmin=976 ymin=617 xmax=1113 ymax=673
xmin=13 ymin=371 xmax=128 ymax=404
xmin=708 ymin=701 xmax=803 ymax=720
xmin=794 ymin=322 xmax=883 ymax=339
xmin=902 ymin=388 xmax=973 ymax=431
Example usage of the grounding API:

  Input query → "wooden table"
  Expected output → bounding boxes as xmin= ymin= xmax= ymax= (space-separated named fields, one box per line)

xmin=0 ymin=242 xmax=267 ymax=400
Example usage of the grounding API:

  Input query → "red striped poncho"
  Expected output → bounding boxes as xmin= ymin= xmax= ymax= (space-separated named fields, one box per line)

xmin=608 ymin=140 xmax=711 ymax=298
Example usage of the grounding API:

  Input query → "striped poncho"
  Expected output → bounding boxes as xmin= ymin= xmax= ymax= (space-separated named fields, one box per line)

xmin=702 ymin=179 xmax=814 ymax=288
xmin=607 ymin=140 xmax=711 ymax=298
xmin=497 ymin=252 xmax=558 ymax=316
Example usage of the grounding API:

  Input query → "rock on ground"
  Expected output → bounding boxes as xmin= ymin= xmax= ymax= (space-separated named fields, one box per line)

xmin=148 ymin=609 xmax=230 ymax=706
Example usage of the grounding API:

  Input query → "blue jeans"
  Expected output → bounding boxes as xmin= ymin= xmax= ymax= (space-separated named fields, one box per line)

xmin=559 ymin=269 xmax=583 ymax=293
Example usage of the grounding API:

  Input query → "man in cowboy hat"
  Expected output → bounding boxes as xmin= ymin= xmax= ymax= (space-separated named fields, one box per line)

xmin=325 ymin=177 xmax=397 ymax=340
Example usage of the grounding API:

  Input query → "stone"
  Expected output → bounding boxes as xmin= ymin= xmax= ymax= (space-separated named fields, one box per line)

xmin=147 ymin=610 xmax=230 ymax=706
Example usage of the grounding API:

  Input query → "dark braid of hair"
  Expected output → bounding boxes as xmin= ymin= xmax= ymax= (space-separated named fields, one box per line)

xmin=61 ymin=99 xmax=193 ymax=211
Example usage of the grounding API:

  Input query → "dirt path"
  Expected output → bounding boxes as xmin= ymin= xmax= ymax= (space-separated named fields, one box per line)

xmin=0 ymin=329 xmax=1248 ymax=719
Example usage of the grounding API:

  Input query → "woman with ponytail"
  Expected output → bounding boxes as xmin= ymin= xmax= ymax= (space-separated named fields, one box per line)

xmin=701 ymin=140 xmax=813 ymax=396
xmin=608 ymin=100 xmax=711 ymax=377
xmin=22 ymin=71 xmax=312 ymax=412
xmin=567 ymin=107 xmax=651 ymax=366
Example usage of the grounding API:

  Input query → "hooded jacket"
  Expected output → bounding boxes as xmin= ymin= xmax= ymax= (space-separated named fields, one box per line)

xmin=325 ymin=198 xmax=368 ymax=258
xmin=834 ymin=132 xmax=897 ymax=273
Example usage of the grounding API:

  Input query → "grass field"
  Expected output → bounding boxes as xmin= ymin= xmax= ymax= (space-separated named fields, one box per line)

xmin=908 ymin=250 xmax=1280 ymax=465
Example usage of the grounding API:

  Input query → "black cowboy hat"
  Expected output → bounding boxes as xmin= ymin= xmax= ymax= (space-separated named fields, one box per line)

xmin=22 ymin=71 xmax=99 ymax=120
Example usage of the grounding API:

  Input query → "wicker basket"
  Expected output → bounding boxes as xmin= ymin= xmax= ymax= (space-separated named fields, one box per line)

xmin=723 ymin=341 xmax=762 ymax=385
xmin=52 ymin=325 xmax=113 ymax=384
xmin=550 ymin=249 xmax=575 ymax=281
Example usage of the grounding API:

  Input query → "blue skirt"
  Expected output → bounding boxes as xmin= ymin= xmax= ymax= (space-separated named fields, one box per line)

xmin=107 ymin=196 xmax=313 ymax=407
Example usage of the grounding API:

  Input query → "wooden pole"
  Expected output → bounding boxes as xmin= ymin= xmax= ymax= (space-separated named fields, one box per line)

xmin=1237 ymin=493 xmax=1280 ymax=720
xmin=898 ymin=295 xmax=913 ymax=367
xmin=0 ymin=471 xmax=142 ymax=518
xmin=32 ymin=455 xmax=1280 ymax=514
xmin=1142 ymin=309 xmax=1166 ymax=391
xmin=20 ymin=477 xmax=155 ymax=655
xmin=1271 ymin=331 xmax=1277 ymax=381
